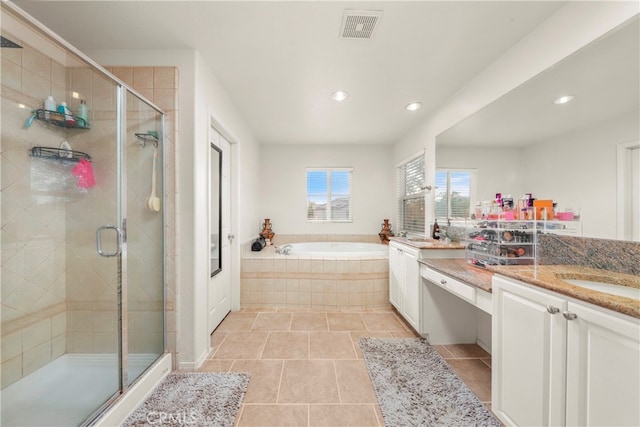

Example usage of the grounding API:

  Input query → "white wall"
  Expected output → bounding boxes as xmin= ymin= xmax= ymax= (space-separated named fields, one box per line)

xmin=259 ymin=144 xmax=395 ymax=235
xmin=392 ymin=2 xmax=639 ymax=233
xmin=436 ymin=146 xmax=523 ymax=204
xmin=192 ymin=51 xmax=261 ymax=367
xmin=87 ymin=48 xmax=261 ymax=369
xmin=522 ymin=110 xmax=639 ymax=239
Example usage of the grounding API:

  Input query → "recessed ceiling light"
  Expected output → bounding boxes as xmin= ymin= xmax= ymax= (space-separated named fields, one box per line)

xmin=332 ymin=90 xmax=349 ymax=102
xmin=553 ymin=95 xmax=575 ymax=105
xmin=406 ymin=102 xmax=422 ymax=111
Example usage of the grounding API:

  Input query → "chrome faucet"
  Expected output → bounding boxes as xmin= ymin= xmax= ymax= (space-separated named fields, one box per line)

xmin=436 ymin=227 xmax=452 ymax=243
xmin=275 ymin=244 xmax=293 ymax=255
xmin=399 ymin=230 xmax=408 ymax=238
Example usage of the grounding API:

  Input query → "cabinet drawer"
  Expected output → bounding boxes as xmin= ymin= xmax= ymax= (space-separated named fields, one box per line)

xmin=421 ymin=266 xmax=476 ymax=303
xmin=446 ymin=276 xmax=476 ymax=302
xmin=476 ymin=289 xmax=492 ymax=314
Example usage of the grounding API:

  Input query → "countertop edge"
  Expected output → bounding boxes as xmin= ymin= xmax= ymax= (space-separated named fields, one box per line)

xmin=419 ymin=258 xmax=493 ymax=293
xmin=390 ymin=237 xmax=465 ymax=250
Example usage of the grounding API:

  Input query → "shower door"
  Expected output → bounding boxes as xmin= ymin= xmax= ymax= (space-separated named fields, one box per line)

xmin=124 ymin=90 xmax=165 ymax=385
xmin=0 ymin=56 xmax=122 ymax=425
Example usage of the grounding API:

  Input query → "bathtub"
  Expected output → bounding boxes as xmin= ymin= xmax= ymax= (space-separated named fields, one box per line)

xmin=287 ymin=242 xmax=388 ymax=257
xmin=241 ymin=239 xmax=389 ymax=309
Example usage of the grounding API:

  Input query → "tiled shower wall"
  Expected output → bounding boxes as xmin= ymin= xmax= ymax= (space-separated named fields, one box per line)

xmin=1 ymin=34 xmax=69 ymax=388
xmin=1 ymin=29 xmax=178 ymax=387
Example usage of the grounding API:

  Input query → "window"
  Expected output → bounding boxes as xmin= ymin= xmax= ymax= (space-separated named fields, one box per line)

xmin=435 ymin=168 xmax=477 ymax=219
xmin=306 ymin=168 xmax=352 ymax=222
xmin=396 ymin=154 xmax=425 ymax=234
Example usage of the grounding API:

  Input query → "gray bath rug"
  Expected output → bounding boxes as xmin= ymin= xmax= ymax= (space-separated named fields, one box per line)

xmin=360 ymin=338 xmax=502 ymax=427
xmin=123 ymin=372 xmax=249 ymax=427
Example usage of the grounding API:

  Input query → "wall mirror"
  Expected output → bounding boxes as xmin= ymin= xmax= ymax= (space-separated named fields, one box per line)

xmin=435 ymin=16 xmax=639 ymax=241
xmin=211 ymin=143 xmax=222 ymax=276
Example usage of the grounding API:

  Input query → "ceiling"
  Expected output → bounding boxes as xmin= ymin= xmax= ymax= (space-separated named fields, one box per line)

xmin=437 ymin=15 xmax=640 ymax=147
xmin=12 ymin=1 xmax=567 ymax=145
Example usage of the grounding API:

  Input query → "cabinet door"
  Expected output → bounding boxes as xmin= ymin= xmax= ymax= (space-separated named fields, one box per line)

xmin=565 ymin=301 xmax=640 ymax=427
xmin=402 ymin=249 xmax=420 ymax=331
xmin=388 ymin=245 xmax=403 ymax=311
xmin=492 ymin=276 xmax=567 ymax=427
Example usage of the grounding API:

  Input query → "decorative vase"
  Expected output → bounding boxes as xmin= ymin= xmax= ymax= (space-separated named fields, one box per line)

xmin=261 ymin=218 xmax=275 ymax=241
xmin=378 ymin=219 xmax=394 ymax=245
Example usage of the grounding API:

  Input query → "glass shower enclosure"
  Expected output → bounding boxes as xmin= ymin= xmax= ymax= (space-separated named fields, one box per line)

xmin=1 ymin=3 xmax=165 ymax=425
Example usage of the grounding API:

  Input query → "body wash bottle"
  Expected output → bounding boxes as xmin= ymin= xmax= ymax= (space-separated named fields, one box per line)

xmin=77 ymin=100 xmax=88 ymax=126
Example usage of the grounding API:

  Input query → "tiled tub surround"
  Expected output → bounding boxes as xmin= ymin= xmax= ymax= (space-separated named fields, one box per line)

xmin=1 ymin=28 xmax=178 ymax=387
xmin=241 ymin=235 xmax=389 ymax=309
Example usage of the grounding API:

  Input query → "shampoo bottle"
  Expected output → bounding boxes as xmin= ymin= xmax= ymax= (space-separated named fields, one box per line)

xmin=44 ymin=95 xmax=56 ymax=120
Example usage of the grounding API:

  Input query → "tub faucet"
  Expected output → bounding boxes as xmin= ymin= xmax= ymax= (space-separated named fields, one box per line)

xmin=276 ymin=244 xmax=293 ymax=255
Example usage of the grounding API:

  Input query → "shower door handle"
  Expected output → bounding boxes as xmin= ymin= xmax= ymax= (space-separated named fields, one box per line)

xmin=96 ymin=225 xmax=122 ymax=257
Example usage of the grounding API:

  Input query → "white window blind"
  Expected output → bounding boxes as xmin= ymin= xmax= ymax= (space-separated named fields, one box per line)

xmin=306 ymin=168 xmax=352 ymax=222
xmin=396 ymin=154 xmax=425 ymax=234
xmin=435 ymin=169 xmax=477 ymax=219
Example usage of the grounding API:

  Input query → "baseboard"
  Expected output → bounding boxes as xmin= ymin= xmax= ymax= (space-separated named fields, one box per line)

xmin=177 ymin=347 xmax=209 ymax=371
xmin=476 ymin=338 xmax=491 ymax=355
xmin=93 ymin=353 xmax=172 ymax=427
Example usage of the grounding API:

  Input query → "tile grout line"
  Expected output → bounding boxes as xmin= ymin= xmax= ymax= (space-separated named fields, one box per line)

xmin=274 ymin=358 xmax=285 ymax=406
xmin=332 ymin=359 xmax=343 ymax=405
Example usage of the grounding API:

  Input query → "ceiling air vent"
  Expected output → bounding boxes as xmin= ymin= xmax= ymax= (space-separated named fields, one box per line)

xmin=339 ymin=10 xmax=383 ymax=40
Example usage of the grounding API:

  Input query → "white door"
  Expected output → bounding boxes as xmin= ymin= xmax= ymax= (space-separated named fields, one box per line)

xmin=565 ymin=301 xmax=640 ymax=427
xmin=208 ymin=127 xmax=232 ymax=333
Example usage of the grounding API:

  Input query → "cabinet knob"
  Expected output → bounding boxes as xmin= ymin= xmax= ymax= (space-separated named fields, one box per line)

xmin=563 ymin=311 xmax=578 ymax=321
xmin=440 ymin=279 xmax=447 ymax=285
xmin=546 ymin=305 xmax=560 ymax=314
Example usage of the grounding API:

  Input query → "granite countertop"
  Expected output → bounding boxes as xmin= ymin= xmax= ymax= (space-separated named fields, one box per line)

xmin=418 ymin=258 xmax=493 ymax=292
xmin=389 ymin=237 xmax=465 ymax=250
xmin=417 ymin=258 xmax=639 ymax=319
xmin=488 ymin=264 xmax=640 ymax=319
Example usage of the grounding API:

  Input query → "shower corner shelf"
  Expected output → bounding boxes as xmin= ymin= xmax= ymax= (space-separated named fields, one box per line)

xmin=135 ymin=132 xmax=159 ymax=148
xmin=33 ymin=109 xmax=90 ymax=129
xmin=31 ymin=146 xmax=92 ymax=162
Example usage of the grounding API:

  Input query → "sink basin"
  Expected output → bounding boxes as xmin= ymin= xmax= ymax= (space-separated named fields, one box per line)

xmin=565 ymin=279 xmax=640 ymax=300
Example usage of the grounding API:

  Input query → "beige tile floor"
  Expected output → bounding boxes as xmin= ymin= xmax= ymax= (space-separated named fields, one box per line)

xmin=200 ymin=308 xmax=492 ymax=427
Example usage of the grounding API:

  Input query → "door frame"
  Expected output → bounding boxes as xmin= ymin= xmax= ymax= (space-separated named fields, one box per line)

xmin=616 ymin=140 xmax=640 ymax=240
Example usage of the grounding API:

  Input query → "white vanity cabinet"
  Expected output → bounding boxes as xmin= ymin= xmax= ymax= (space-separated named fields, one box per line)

xmin=389 ymin=242 xmax=420 ymax=331
xmin=492 ymin=275 xmax=640 ymax=427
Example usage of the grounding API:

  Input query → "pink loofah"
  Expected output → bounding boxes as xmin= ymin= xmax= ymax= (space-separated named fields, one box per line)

xmin=71 ymin=158 xmax=96 ymax=188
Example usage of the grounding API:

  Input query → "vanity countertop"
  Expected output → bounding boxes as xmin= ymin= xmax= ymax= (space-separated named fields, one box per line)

xmin=389 ymin=237 xmax=465 ymax=250
xmin=419 ymin=258 xmax=493 ymax=292
xmin=417 ymin=259 xmax=639 ymax=319
xmin=488 ymin=264 xmax=640 ymax=319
